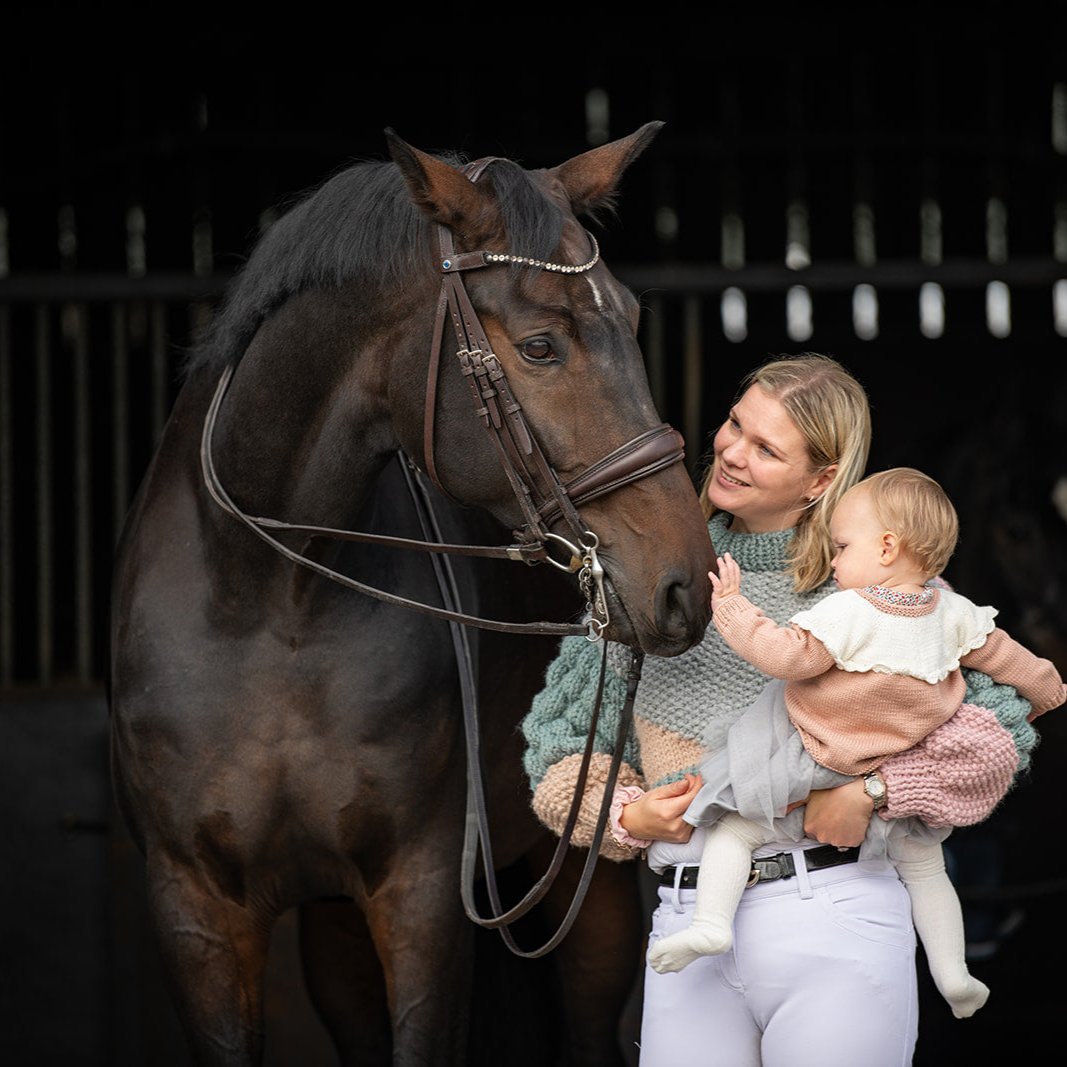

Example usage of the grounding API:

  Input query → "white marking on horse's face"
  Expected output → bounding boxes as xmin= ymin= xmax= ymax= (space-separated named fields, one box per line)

xmin=586 ymin=275 xmax=607 ymax=312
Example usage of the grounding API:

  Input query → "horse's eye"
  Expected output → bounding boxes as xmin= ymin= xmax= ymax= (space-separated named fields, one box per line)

xmin=519 ymin=338 xmax=555 ymax=363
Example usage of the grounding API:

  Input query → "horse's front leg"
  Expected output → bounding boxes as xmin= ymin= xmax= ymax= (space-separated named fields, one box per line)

xmin=361 ymin=842 xmax=474 ymax=1067
xmin=146 ymin=848 xmax=274 ymax=1066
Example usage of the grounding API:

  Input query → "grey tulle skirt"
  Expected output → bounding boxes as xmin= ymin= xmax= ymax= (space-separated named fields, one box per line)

xmin=683 ymin=679 xmax=948 ymax=865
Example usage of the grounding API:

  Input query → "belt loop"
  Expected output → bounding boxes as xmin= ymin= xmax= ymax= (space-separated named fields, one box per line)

xmin=792 ymin=848 xmax=814 ymax=899
xmin=671 ymin=864 xmax=687 ymax=913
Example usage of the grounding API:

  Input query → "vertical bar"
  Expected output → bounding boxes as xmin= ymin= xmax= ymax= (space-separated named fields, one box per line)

xmin=112 ymin=303 xmax=129 ymax=540
xmin=150 ymin=300 xmax=167 ymax=445
xmin=35 ymin=305 xmax=53 ymax=685
xmin=71 ymin=304 xmax=92 ymax=683
xmin=0 ymin=307 xmax=12 ymax=685
xmin=683 ymin=296 xmax=702 ymax=480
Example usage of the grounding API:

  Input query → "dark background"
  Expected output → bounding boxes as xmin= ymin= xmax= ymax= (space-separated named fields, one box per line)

xmin=3 ymin=8 xmax=1067 ymax=1064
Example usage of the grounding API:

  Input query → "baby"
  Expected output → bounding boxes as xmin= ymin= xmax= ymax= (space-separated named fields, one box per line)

xmin=647 ymin=468 xmax=1066 ymax=1019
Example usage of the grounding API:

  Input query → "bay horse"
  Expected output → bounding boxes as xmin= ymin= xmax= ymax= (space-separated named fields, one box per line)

xmin=109 ymin=123 xmax=716 ymax=1065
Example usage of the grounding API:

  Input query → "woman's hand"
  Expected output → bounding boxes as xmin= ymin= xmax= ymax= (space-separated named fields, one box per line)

xmin=619 ymin=773 xmax=703 ymax=843
xmin=796 ymin=778 xmax=873 ymax=848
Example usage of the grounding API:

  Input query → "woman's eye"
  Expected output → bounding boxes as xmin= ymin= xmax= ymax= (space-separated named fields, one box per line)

xmin=519 ymin=338 xmax=555 ymax=362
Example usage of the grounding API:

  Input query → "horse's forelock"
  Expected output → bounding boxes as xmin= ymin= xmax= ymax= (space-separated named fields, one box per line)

xmin=481 ymin=160 xmax=565 ymax=264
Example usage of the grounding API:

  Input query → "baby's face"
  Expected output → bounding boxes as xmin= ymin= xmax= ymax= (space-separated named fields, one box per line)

xmin=829 ymin=490 xmax=890 ymax=590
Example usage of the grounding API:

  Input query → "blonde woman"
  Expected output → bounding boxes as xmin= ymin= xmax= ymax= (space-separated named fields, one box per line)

xmin=523 ymin=355 xmax=1037 ymax=1066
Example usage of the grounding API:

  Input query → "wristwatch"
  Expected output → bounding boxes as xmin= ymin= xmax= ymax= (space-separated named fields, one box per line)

xmin=863 ymin=771 xmax=887 ymax=810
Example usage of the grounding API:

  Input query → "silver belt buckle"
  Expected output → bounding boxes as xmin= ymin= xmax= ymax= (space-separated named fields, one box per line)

xmin=747 ymin=854 xmax=795 ymax=888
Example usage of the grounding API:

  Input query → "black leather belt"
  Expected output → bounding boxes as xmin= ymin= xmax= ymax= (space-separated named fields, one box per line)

xmin=658 ymin=844 xmax=861 ymax=890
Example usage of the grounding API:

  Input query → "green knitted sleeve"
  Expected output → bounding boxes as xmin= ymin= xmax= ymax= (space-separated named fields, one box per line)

xmin=962 ymin=667 xmax=1038 ymax=777
xmin=521 ymin=635 xmax=640 ymax=789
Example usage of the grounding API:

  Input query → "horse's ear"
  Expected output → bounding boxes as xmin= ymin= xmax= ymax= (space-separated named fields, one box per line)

xmin=385 ymin=127 xmax=489 ymax=231
xmin=548 ymin=121 xmax=665 ymax=217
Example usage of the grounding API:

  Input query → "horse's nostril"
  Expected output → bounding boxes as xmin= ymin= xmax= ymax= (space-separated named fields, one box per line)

xmin=656 ymin=569 xmax=711 ymax=645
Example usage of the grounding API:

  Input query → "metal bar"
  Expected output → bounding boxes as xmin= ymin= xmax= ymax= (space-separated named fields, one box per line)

xmin=0 ymin=272 xmax=225 ymax=302
xmin=0 ymin=307 xmax=12 ymax=686
xmin=35 ymin=305 xmax=52 ymax=685
xmin=150 ymin=301 xmax=167 ymax=446
xmin=1 ymin=255 xmax=1066 ymax=305
xmin=615 ymin=256 xmax=1067 ymax=295
xmin=682 ymin=296 xmax=702 ymax=480
xmin=72 ymin=304 xmax=92 ymax=683
xmin=112 ymin=303 xmax=128 ymax=541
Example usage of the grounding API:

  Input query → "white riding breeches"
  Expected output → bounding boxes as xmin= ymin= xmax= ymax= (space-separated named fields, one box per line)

xmin=639 ymin=854 xmax=918 ymax=1067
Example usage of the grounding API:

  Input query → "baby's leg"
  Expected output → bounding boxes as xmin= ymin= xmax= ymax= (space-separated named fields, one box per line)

xmin=890 ymin=835 xmax=989 ymax=1019
xmin=647 ymin=812 xmax=771 ymax=974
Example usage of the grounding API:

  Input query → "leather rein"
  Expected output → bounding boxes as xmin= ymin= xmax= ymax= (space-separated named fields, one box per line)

xmin=199 ymin=157 xmax=687 ymax=954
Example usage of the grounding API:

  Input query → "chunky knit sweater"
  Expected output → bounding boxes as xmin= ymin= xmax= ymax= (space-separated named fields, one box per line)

xmin=521 ymin=513 xmax=1038 ymax=861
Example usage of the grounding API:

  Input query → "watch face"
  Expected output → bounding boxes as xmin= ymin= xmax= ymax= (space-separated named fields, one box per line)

xmin=865 ymin=775 xmax=885 ymax=800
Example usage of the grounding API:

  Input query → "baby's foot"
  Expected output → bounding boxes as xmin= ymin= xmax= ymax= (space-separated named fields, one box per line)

xmin=940 ymin=975 xmax=990 ymax=1019
xmin=647 ymin=919 xmax=732 ymax=974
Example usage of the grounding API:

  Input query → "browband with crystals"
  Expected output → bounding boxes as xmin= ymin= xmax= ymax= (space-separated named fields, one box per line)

xmin=484 ymin=233 xmax=600 ymax=274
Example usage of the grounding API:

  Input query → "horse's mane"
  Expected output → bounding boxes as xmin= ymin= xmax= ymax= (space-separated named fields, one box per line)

xmin=183 ymin=152 xmax=566 ymax=379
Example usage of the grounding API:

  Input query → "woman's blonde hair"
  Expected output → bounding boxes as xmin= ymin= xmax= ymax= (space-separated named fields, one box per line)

xmin=850 ymin=467 xmax=959 ymax=579
xmin=700 ymin=353 xmax=871 ymax=592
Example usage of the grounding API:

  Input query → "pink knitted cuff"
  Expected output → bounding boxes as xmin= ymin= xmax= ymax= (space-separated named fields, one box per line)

xmin=880 ymin=704 xmax=1018 ymax=828
xmin=530 ymin=754 xmax=647 ymax=862
xmin=610 ymin=785 xmax=652 ymax=850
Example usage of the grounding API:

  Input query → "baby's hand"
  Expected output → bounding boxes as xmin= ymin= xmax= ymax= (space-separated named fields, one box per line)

xmin=709 ymin=552 xmax=742 ymax=609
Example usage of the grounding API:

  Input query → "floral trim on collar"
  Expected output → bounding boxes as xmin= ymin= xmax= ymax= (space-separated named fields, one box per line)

xmin=862 ymin=584 xmax=935 ymax=607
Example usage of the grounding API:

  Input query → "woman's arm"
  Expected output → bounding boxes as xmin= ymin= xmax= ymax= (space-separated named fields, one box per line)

xmin=522 ymin=635 xmax=647 ymax=861
xmin=875 ymin=668 xmax=1034 ymax=827
xmin=801 ymin=671 xmax=1034 ymax=844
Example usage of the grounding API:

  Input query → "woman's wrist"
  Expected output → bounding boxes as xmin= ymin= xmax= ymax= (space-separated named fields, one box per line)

xmin=611 ymin=785 xmax=652 ymax=850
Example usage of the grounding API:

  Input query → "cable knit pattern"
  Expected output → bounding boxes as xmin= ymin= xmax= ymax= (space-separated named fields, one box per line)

xmin=522 ymin=635 xmax=636 ymax=788
xmin=522 ymin=513 xmax=1036 ymax=857
xmin=878 ymin=704 xmax=1019 ymax=827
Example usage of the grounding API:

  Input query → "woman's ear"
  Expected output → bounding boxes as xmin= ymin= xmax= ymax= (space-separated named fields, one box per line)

xmin=807 ymin=464 xmax=838 ymax=502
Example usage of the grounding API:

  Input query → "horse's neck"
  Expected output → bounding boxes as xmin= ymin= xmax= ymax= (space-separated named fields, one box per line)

xmin=209 ymin=293 xmax=421 ymax=532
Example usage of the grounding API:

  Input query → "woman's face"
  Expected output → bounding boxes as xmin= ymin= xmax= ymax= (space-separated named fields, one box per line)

xmin=706 ymin=385 xmax=832 ymax=533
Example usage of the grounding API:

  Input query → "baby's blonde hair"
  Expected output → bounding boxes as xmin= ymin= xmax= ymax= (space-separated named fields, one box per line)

xmin=701 ymin=353 xmax=872 ymax=592
xmin=848 ymin=467 xmax=959 ymax=579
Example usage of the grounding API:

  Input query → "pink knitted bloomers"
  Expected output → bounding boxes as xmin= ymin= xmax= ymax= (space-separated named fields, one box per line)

xmin=880 ymin=704 xmax=1018 ymax=828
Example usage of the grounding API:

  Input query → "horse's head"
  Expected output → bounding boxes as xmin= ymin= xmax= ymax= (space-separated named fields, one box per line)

xmin=385 ymin=125 xmax=714 ymax=656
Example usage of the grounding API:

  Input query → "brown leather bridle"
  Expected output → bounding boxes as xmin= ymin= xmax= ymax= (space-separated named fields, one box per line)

xmin=199 ymin=157 xmax=690 ymax=955
xmin=201 ymin=157 xmax=687 ymax=641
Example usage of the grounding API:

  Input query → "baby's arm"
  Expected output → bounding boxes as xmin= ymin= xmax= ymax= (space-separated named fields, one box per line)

xmin=711 ymin=595 xmax=837 ymax=681
xmin=960 ymin=628 xmax=1067 ymax=721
